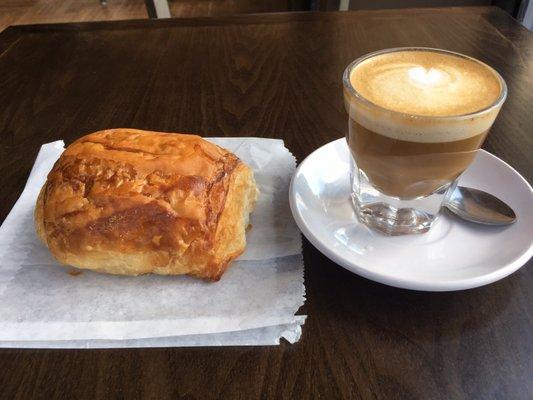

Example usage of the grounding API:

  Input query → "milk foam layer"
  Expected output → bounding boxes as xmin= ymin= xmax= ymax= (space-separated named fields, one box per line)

xmin=346 ymin=50 xmax=504 ymax=143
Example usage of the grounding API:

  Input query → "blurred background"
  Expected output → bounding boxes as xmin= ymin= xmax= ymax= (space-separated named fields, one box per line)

xmin=1 ymin=0 xmax=532 ymax=32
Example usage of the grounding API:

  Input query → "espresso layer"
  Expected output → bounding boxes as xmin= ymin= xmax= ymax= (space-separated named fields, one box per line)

xmin=348 ymin=118 xmax=488 ymax=199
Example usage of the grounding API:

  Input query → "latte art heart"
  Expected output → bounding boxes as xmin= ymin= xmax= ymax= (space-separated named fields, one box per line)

xmin=407 ymin=66 xmax=449 ymax=87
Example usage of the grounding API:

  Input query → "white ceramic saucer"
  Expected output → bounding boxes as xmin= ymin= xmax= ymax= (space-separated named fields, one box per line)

xmin=290 ymin=138 xmax=533 ymax=291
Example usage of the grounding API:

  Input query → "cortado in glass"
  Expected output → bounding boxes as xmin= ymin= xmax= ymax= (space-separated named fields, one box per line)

xmin=343 ymin=47 xmax=507 ymax=235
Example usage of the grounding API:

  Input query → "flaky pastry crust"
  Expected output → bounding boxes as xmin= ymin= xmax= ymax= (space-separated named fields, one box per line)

xmin=35 ymin=129 xmax=258 ymax=280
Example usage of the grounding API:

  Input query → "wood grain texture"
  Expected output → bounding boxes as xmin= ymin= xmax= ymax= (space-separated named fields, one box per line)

xmin=345 ymin=0 xmax=491 ymax=10
xmin=167 ymin=0 xmax=298 ymax=17
xmin=0 ymin=7 xmax=531 ymax=400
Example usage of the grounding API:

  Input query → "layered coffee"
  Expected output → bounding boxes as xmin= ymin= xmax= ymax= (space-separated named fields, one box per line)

xmin=345 ymin=49 xmax=503 ymax=199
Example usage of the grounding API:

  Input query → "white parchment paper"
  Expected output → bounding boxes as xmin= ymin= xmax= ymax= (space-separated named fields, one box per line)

xmin=0 ymin=138 xmax=305 ymax=347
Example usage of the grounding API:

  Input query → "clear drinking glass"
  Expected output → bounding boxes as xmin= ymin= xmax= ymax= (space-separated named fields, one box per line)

xmin=342 ymin=47 xmax=507 ymax=235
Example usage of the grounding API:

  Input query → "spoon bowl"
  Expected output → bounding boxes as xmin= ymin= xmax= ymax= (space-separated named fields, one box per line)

xmin=445 ymin=186 xmax=516 ymax=225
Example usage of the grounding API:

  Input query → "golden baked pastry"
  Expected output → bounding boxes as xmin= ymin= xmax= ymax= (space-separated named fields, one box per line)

xmin=35 ymin=129 xmax=258 ymax=280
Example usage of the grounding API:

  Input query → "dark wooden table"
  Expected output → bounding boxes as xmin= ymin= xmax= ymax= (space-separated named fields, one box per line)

xmin=0 ymin=6 xmax=532 ymax=400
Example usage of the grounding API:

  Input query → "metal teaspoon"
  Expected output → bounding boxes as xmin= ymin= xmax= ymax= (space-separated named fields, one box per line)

xmin=444 ymin=186 xmax=516 ymax=226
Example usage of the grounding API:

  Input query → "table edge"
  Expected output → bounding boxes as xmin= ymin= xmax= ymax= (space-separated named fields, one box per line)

xmin=0 ymin=6 xmax=506 ymax=36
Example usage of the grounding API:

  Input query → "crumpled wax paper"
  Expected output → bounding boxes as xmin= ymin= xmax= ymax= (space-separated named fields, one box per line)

xmin=0 ymin=137 xmax=305 ymax=348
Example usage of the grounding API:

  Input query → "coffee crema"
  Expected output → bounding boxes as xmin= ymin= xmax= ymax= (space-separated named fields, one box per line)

xmin=350 ymin=50 xmax=502 ymax=118
xmin=344 ymin=49 xmax=504 ymax=199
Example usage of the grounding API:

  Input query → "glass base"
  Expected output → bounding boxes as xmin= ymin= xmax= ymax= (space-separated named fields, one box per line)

xmin=349 ymin=157 xmax=457 ymax=235
xmin=351 ymin=197 xmax=437 ymax=235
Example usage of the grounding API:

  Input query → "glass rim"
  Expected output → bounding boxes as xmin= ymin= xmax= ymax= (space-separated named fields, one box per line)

xmin=342 ymin=47 xmax=508 ymax=121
